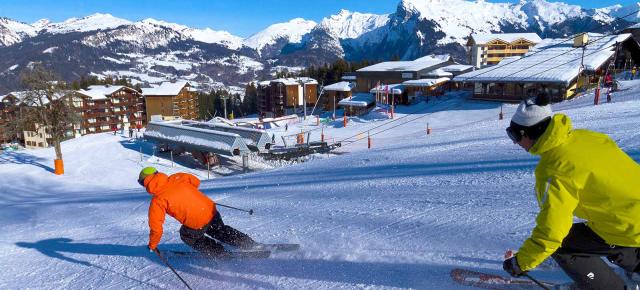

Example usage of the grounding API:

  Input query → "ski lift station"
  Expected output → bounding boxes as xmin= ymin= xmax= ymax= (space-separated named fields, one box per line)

xmin=144 ymin=117 xmax=262 ymax=171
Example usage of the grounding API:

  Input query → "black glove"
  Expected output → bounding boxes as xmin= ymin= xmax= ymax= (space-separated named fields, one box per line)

xmin=503 ymin=256 xmax=524 ymax=277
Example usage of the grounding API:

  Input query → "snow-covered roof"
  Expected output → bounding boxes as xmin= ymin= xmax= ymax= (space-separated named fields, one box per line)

xmin=403 ymin=78 xmax=450 ymax=87
xmin=270 ymin=77 xmax=318 ymax=86
xmin=144 ymin=120 xmax=250 ymax=156
xmin=370 ymin=84 xmax=404 ymax=94
xmin=323 ymin=81 xmax=355 ymax=92
xmin=258 ymin=81 xmax=271 ymax=86
xmin=3 ymin=90 xmax=68 ymax=106
xmin=142 ymin=81 xmax=189 ymax=96
xmin=421 ymin=68 xmax=453 ymax=78
xmin=413 ymin=54 xmax=451 ymax=62
xmin=454 ymin=33 xmax=632 ymax=85
xmin=471 ymin=33 xmax=542 ymax=45
xmin=498 ymin=56 xmax=521 ymax=64
xmin=77 ymin=85 xmax=127 ymax=100
xmin=441 ymin=64 xmax=474 ymax=72
xmin=626 ymin=23 xmax=640 ymax=30
xmin=338 ymin=93 xmax=375 ymax=107
xmin=357 ymin=55 xmax=451 ymax=72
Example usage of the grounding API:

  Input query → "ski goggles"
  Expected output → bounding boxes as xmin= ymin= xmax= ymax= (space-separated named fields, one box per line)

xmin=505 ymin=126 xmax=523 ymax=143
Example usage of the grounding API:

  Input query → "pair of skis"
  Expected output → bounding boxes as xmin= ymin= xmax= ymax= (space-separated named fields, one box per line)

xmin=451 ymin=268 xmax=563 ymax=290
xmin=161 ymin=243 xmax=300 ymax=260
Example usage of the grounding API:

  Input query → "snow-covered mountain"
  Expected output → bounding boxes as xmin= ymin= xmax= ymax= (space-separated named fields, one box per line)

xmin=243 ymin=18 xmax=317 ymax=57
xmin=284 ymin=0 xmax=638 ymax=64
xmin=0 ymin=17 xmax=38 ymax=46
xmin=36 ymin=13 xmax=132 ymax=34
xmin=0 ymin=0 xmax=638 ymax=93
xmin=139 ymin=18 xmax=244 ymax=50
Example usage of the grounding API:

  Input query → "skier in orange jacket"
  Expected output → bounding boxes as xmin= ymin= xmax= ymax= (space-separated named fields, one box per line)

xmin=138 ymin=167 xmax=256 ymax=256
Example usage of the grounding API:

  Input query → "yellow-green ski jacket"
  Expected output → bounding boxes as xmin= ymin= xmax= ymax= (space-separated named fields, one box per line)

xmin=517 ymin=114 xmax=640 ymax=271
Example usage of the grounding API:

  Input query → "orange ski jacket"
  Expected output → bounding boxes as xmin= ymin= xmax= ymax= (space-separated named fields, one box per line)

xmin=143 ymin=172 xmax=216 ymax=249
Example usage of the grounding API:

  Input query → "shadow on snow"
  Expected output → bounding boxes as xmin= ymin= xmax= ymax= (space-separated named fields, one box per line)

xmin=0 ymin=151 xmax=54 ymax=173
xmin=16 ymin=237 xmax=451 ymax=289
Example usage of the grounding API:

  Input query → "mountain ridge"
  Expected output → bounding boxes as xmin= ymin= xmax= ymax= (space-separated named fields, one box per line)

xmin=0 ymin=0 xmax=638 ymax=93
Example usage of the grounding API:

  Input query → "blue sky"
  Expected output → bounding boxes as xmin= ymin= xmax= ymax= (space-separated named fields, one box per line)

xmin=1 ymin=0 xmax=636 ymax=37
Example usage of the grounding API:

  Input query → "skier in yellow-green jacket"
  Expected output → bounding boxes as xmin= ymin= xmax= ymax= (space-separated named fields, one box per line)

xmin=503 ymin=93 xmax=640 ymax=290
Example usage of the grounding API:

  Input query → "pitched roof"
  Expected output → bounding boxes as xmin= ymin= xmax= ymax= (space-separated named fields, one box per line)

xmin=471 ymin=33 xmax=542 ymax=45
xmin=454 ymin=33 xmax=631 ymax=85
xmin=403 ymin=78 xmax=450 ymax=87
xmin=369 ymin=84 xmax=404 ymax=94
xmin=77 ymin=85 xmax=127 ymax=100
xmin=142 ymin=81 xmax=189 ymax=96
xmin=441 ymin=64 xmax=474 ymax=72
xmin=2 ymin=91 xmax=68 ymax=106
xmin=357 ymin=55 xmax=452 ymax=72
xmin=270 ymin=77 xmax=318 ymax=86
xmin=338 ymin=93 xmax=374 ymax=107
xmin=421 ymin=68 xmax=453 ymax=78
xmin=323 ymin=81 xmax=355 ymax=92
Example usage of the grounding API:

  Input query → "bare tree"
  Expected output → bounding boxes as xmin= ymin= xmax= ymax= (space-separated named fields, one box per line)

xmin=17 ymin=66 xmax=79 ymax=170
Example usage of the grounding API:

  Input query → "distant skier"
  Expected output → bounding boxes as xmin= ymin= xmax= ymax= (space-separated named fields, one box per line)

xmin=138 ymin=167 xmax=257 ymax=256
xmin=604 ymin=73 xmax=614 ymax=88
xmin=502 ymin=93 xmax=640 ymax=289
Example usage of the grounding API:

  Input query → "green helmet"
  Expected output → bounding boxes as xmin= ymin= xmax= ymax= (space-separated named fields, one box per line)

xmin=138 ymin=167 xmax=158 ymax=186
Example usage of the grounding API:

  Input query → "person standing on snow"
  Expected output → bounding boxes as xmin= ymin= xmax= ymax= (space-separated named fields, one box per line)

xmin=138 ymin=167 xmax=257 ymax=256
xmin=502 ymin=93 xmax=640 ymax=289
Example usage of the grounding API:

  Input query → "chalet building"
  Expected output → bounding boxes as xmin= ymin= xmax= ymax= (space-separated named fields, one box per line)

xmin=354 ymin=55 xmax=456 ymax=94
xmin=75 ymin=85 xmax=145 ymax=134
xmin=622 ymin=23 xmax=640 ymax=44
xmin=257 ymin=77 xmax=318 ymax=118
xmin=454 ymin=33 xmax=640 ymax=102
xmin=1 ymin=91 xmax=80 ymax=148
xmin=338 ymin=93 xmax=376 ymax=117
xmin=142 ymin=81 xmax=199 ymax=121
xmin=369 ymin=84 xmax=405 ymax=106
xmin=403 ymin=78 xmax=452 ymax=103
xmin=23 ymin=123 xmax=52 ymax=149
xmin=321 ymin=81 xmax=355 ymax=116
xmin=467 ymin=33 xmax=542 ymax=68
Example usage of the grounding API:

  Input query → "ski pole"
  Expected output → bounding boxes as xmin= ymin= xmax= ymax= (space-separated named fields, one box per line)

xmin=523 ymin=273 xmax=549 ymax=290
xmin=153 ymin=249 xmax=193 ymax=290
xmin=217 ymin=203 xmax=254 ymax=215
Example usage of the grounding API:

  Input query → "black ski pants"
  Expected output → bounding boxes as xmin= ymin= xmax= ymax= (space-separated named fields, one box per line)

xmin=179 ymin=212 xmax=255 ymax=255
xmin=552 ymin=223 xmax=640 ymax=290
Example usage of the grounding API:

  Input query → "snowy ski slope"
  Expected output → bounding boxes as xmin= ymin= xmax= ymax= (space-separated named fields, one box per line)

xmin=1 ymin=81 xmax=639 ymax=289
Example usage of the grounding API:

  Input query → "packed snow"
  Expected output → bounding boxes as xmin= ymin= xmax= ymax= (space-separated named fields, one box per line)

xmin=3 ymin=77 xmax=638 ymax=288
